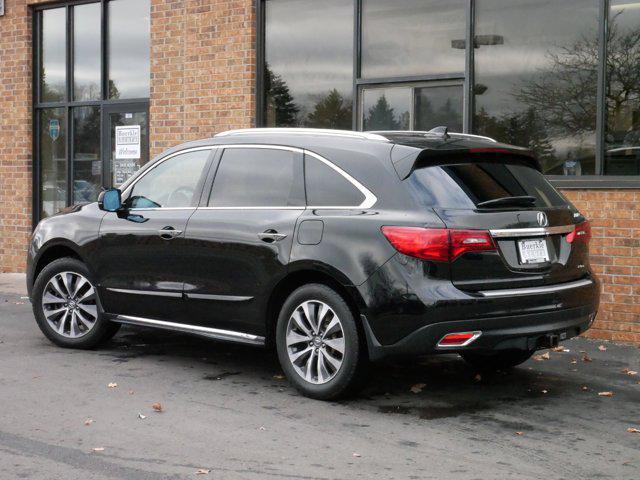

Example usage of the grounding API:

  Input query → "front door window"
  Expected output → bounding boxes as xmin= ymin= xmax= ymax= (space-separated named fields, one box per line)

xmin=105 ymin=108 xmax=150 ymax=188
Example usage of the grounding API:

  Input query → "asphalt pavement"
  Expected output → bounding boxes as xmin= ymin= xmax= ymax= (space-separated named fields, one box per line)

xmin=0 ymin=275 xmax=638 ymax=479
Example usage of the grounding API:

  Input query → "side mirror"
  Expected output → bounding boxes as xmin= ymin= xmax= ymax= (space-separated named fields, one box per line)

xmin=98 ymin=188 xmax=122 ymax=212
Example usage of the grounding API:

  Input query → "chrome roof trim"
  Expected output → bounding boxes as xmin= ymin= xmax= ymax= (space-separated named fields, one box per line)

xmin=215 ymin=128 xmax=389 ymax=142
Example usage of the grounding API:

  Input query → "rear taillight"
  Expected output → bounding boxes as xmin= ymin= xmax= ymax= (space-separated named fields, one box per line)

xmin=381 ymin=227 xmax=496 ymax=262
xmin=566 ymin=221 xmax=591 ymax=244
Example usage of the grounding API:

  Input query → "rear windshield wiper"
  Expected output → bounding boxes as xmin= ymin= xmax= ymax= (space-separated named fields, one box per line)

xmin=476 ymin=195 xmax=537 ymax=208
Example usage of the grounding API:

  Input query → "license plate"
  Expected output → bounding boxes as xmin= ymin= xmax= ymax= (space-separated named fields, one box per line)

xmin=517 ymin=238 xmax=549 ymax=264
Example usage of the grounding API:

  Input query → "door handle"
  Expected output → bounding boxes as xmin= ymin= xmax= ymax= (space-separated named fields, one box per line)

xmin=258 ymin=229 xmax=287 ymax=243
xmin=158 ymin=226 xmax=183 ymax=240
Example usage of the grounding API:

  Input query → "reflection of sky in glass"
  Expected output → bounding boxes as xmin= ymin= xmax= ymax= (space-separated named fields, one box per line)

xmin=363 ymin=87 xmax=411 ymax=130
xmin=74 ymin=3 xmax=101 ymax=101
xmin=265 ymin=0 xmax=353 ymax=119
xmin=108 ymin=0 xmax=150 ymax=99
xmin=414 ymin=85 xmax=463 ymax=131
xmin=361 ymin=0 xmax=466 ymax=78
xmin=41 ymin=8 xmax=66 ymax=102
xmin=474 ymin=0 xmax=599 ymax=172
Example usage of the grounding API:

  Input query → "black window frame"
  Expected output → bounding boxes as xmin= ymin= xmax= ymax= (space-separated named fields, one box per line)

xmin=256 ymin=0 xmax=640 ymax=189
xmin=32 ymin=0 xmax=151 ymax=227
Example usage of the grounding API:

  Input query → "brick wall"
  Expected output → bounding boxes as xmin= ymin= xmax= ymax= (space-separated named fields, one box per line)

xmin=562 ymin=190 xmax=640 ymax=344
xmin=149 ymin=0 xmax=255 ymax=157
xmin=0 ymin=0 xmax=33 ymax=273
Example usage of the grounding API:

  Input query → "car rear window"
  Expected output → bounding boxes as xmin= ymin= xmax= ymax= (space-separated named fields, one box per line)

xmin=406 ymin=161 xmax=567 ymax=209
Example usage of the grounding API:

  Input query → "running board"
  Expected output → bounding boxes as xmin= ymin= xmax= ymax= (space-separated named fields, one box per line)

xmin=112 ymin=315 xmax=265 ymax=346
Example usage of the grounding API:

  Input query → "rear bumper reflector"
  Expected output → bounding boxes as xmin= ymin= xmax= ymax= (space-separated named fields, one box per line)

xmin=437 ymin=331 xmax=482 ymax=348
xmin=478 ymin=278 xmax=594 ymax=298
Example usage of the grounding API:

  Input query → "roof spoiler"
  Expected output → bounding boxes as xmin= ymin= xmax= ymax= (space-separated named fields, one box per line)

xmin=391 ymin=145 xmax=542 ymax=180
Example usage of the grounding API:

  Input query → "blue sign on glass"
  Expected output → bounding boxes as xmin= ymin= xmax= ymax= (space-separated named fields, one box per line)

xmin=49 ymin=119 xmax=60 ymax=142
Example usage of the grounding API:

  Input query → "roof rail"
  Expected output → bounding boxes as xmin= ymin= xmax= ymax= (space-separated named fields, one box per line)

xmin=368 ymin=129 xmax=498 ymax=143
xmin=215 ymin=128 xmax=389 ymax=141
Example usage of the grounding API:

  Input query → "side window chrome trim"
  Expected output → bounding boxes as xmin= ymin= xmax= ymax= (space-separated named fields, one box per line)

xmin=211 ymin=144 xmax=378 ymax=210
xmin=121 ymin=146 xmax=216 ymax=200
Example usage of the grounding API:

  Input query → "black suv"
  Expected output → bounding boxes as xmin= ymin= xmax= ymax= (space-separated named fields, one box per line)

xmin=27 ymin=128 xmax=600 ymax=399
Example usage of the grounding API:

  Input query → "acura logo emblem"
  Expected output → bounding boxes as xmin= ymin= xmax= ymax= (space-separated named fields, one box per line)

xmin=537 ymin=212 xmax=548 ymax=227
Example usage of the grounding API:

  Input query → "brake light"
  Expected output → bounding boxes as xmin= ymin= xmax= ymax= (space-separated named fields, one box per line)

xmin=566 ymin=221 xmax=591 ymax=244
xmin=381 ymin=227 xmax=496 ymax=262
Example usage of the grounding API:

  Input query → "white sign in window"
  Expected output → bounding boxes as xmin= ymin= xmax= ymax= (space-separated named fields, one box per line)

xmin=115 ymin=125 xmax=141 ymax=159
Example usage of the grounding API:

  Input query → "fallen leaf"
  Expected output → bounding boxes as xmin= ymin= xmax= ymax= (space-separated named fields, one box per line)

xmin=581 ymin=386 xmax=589 ymax=391
xmin=622 ymin=369 xmax=638 ymax=376
xmin=541 ymin=389 xmax=548 ymax=394
xmin=152 ymin=402 xmax=163 ymax=412
xmin=128 ymin=390 xmax=135 ymax=395
xmin=410 ymin=383 xmax=426 ymax=394
xmin=582 ymin=355 xmax=592 ymax=363
xmin=473 ymin=373 xmax=482 ymax=382
xmin=272 ymin=374 xmax=285 ymax=380
xmin=107 ymin=382 xmax=118 ymax=388
xmin=258 ymin=426 xmax=266 ymax=431
xmin=571 ymin=359 xmax=578 ymax=365
xmin=84 ymin=418 xmax=94 ymax=426
xmin=92 ymin=447 xmax=105 ymax=452
xmin=352 ymin=453 xmax=361 ymax=458
xmin=515 ymin=431 xmax=524 ymax=436
xmin=598 ymin=391 xmax=614 ymax=397
xmin=598 ymin=345 xmax=607 ymax=351
xmin=196 ymin=469 xmax=211 ymax=475
xmin=137 ymin=413 xmax=146 ymax=420
xmin=552 ymin=346 xmax=570 ymax=352
xmin=627 ymin=428 xmax=640 ymax=433
xmin=533 ymin=352 xmax=550 ymax=362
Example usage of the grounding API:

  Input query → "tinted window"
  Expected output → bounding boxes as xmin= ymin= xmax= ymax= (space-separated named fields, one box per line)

xmin=209 ymin=148 xmax=304 ymax=207
xmin=74 ymin=3 xmax=101 ymax=100
xmin=127 ymin=150 xmax=210 ymax=208
xmin=407 ymin=162 xmax=567 ymax=209
xmin=305 ymin=155 xmax=365 ymax=207
xmin=40 ymin=8 xmax=66 ymax=102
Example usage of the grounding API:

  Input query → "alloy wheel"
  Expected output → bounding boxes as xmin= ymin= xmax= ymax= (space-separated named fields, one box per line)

xmin=286 ymin=300 xmax=345 ymax=384
xmin=42 ymin=271 xmax=98 ymax=338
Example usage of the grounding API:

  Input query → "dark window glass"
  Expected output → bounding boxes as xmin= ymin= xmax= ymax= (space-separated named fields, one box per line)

xmin=305 ymin=155 xmax=364 ymax=207
xmin=264 ymin=0 xmax=353 ymax=128
xmin=362 ymin=87 xmax=411 ymax=130
xmin=73 ymin=107 xmax=102 ymax=203
xmin=127 ymin=150 xmax=210 ymax=209
xmin=474 ymin=0 xmax=598 ymax=176
xmin=414 ymin=85 xmax=463 ymax=132
xmin=40 ymin=8 xmax=66 ymax=102
xmin=407 ymin=162 xmax=567 ymax=210
xmin=604 ymin=1 xmax=640 ymax=175
xmin=108 ymin=0 xmax=150 ymax=99
xmin=209 ymin=148 xmax=304 ymax=207
xmin=361 ymin=0 xmax=466 ymax=78
xmin=40 ymin=109 xmax=67 ymax=218
xmin=74 ymin=3 xmax=101 ymax=101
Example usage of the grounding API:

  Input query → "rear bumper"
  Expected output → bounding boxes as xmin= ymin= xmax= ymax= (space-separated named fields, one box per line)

xmin=362 ymin=305 xmax=596 ymax=361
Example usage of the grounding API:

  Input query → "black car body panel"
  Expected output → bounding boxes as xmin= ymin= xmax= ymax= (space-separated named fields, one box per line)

xmin=27 ymin=129 xmax=600 ymax=360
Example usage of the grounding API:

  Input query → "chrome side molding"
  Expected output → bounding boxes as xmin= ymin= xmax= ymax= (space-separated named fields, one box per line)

xmin=489 ymin=225 xmax=574 ymax=238
xmin=112 ymin=315 xmax=265 ymax=346
xmin=479 ymin=278 xmax=594 ymax=298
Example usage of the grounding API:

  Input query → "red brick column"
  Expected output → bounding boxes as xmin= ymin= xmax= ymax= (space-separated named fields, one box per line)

xmin=562 ymin=190 xmax=640 ymax=344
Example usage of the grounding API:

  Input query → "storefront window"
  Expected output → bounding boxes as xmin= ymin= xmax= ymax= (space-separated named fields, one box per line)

xmin=73 ymin=107 xmax=102 ymax=203
xmin=40 ymin=109 xmax=67 ymax=219
xmin=474 ymin=0 xmax=599 ymax=175
xmin=264 ymin=0 xmax=353 ymax=128
xmin=74 ymin=3 xmax=101 ymax=101
xmin=414 ymin=85 xmax=463 ymax=132
xmin=604 ymin=1 xmax=640 ymax=175
xmin=40 ymin=8 xmax=66 ymax=103
xmin=361 ymin=0 xmax=466 ymax=79
xmin=108 ymin=0 xmax=150 ymax=99
xmin=362 ymin=87 xmax=411 ymax=130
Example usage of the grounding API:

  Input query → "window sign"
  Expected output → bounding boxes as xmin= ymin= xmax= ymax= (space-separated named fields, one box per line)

xmin=115 ymin=125 xmax=141 ymax=159
xmin=49 ymin=119 xmax=60 ymax=142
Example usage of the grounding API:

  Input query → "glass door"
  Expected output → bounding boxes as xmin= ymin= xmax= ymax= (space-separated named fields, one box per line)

xmin=359 ymin=82 xmax=463 ymax=132
xmin=102 ymin=103 xmax=150 ymax=188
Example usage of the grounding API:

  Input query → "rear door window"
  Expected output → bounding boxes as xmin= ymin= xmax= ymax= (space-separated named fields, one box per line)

xmin=208 ymin=148 xmax=305 ymax=207
xmin=406 ymin=161 xmax=567 ymax=209
xmin=305 ymin=154 xmax=365 ymax=207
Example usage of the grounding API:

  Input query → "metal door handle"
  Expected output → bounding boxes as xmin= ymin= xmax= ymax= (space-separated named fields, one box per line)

xmin=258 ymin=230 xmax=287 ymax=242
xmin=158 ymin=227 xmax=183 ymax=240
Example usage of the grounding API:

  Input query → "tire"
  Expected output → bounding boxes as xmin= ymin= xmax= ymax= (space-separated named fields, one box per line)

xmin=32 ymin=257 xmax=120 ymax=349
xmin=460 ymin=349 xmax=535 ymax=371
xmin=275 ymin=284 xmax=368 ymax=400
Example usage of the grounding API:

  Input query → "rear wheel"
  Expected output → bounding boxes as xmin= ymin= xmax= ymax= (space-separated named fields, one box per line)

xmin=32 ymin=257 xmax=120 ymax=349
xmin=275 ymin=284 xmax=367 ymax=400
xmin=460 ymin=349 xmax=535 ymax=370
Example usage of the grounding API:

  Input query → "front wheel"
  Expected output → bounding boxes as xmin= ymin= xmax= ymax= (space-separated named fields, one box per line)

xmin=460 ymin=349 xmax=535 ymax=370
xmin=275 ymin=284 xmax=368 ymax=400
xmin=32 ymin=257 xmax=120 ymax=349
